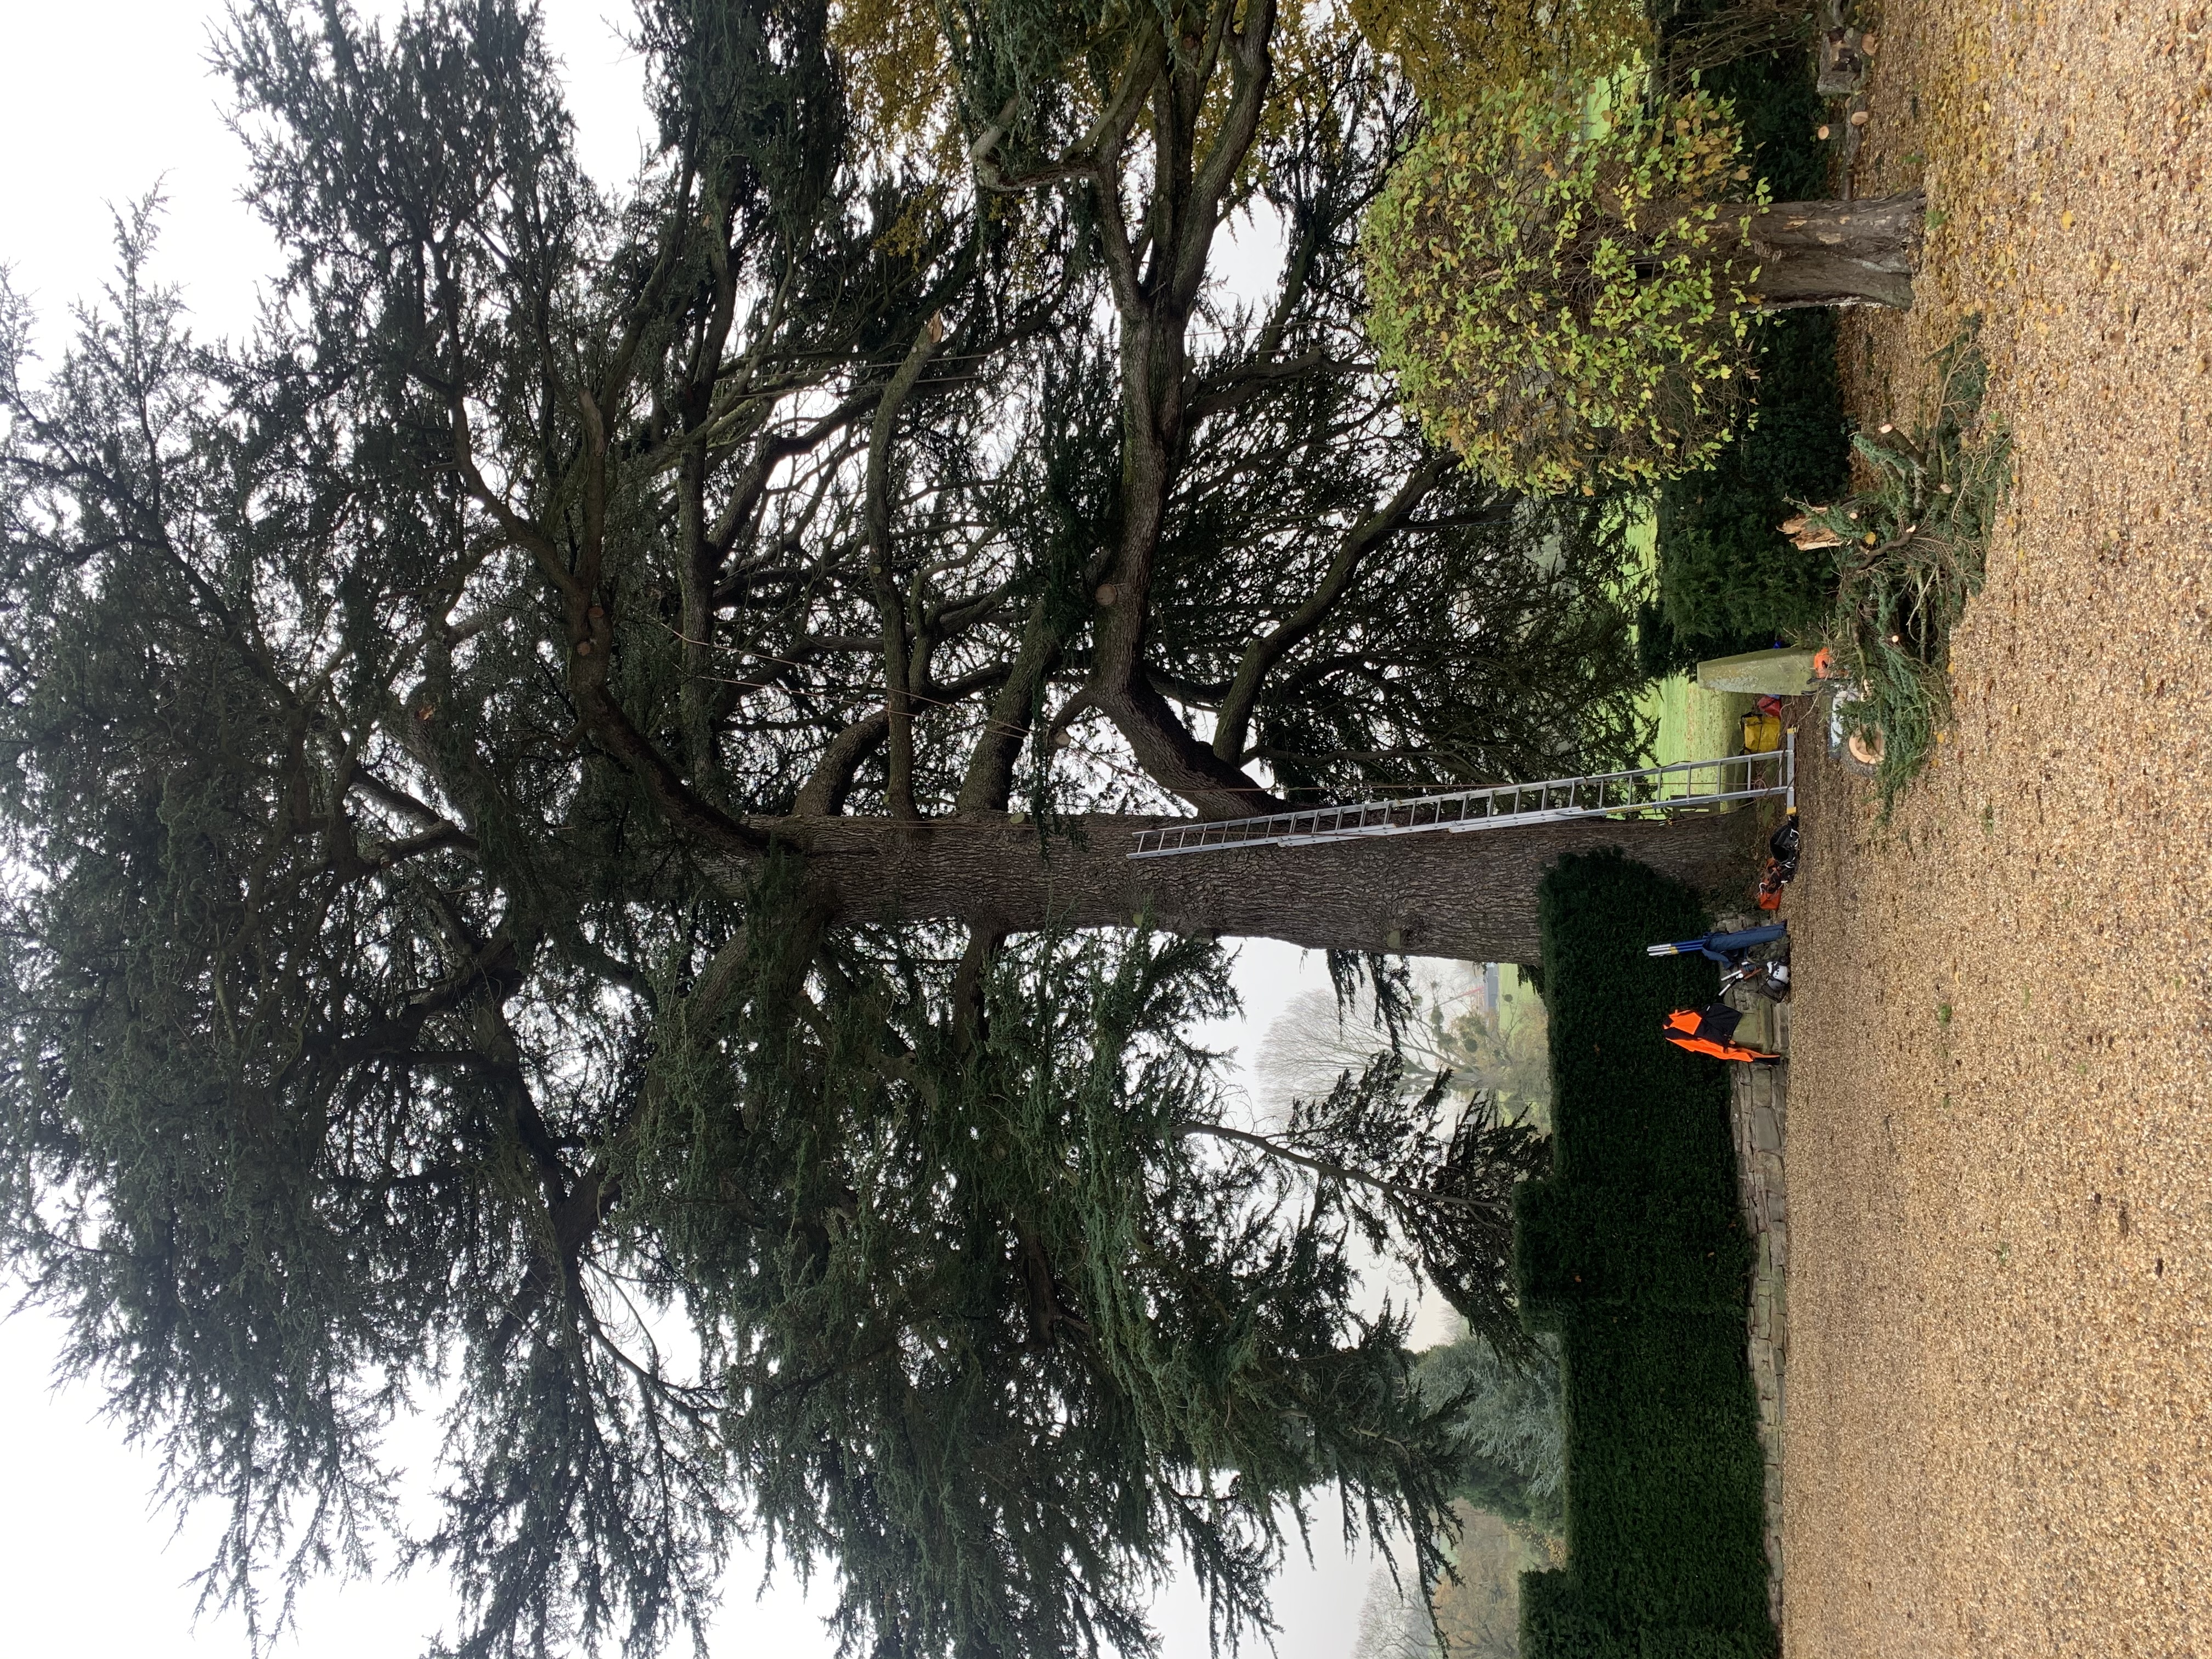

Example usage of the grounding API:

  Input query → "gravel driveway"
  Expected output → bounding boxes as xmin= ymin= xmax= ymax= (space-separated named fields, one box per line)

xmin=1776 ymin=0 xmax=2212 ymax=1652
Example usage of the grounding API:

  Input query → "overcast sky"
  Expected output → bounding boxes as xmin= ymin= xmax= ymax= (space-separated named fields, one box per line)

xmin=0 ymin=6 xmax=1431 ymax=1654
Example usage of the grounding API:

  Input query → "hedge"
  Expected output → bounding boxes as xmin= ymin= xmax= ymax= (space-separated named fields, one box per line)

xmin=1521 ymin=1570 xmax=1775 ymax=1659
xmin=1515 ymin=1178 xmax=1750 ymax=1325
xmin=1533 ymin=848 xmax=1733 ymax=1189
xmin=1516 ymin=850 xmax=1775 ymax=1659
xmin=1650 ymin=313 xmax=1851 ymax=664
xmin=1558 ymin=1313 xmax=1770 ymax=1633
xmin=1521 ymin=1570 xmax=1615 ymax=1659
xmin=1635 ymin=1628 xmax=1779 ymax=1659
xmin=1645 ymin=21 xmax=1852 ymax=672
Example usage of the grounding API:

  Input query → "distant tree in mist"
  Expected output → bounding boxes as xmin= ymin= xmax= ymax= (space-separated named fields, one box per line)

xmin=1255 ymin=964 xmax=1550 ymax=1128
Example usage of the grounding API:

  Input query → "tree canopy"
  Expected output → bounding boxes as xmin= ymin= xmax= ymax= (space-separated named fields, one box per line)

xmin=1346 ymin=0 xmax=1649 ymax=108
xmin=0 ymin=3 xmax=1677 ymax=1656
xmin=1362 ymin=78 xmax=1764 ymax=493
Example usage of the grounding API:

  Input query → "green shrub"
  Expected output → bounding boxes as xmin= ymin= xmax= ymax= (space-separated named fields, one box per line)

xmin=1522 ymin=1568 xmax=1618 ymax=1659
xmin=1652 ymin=313 xmax=1851 ymax=658
xmin=1636 ymin=1630 xmax=1781 ymax=1659
xmin=1522 ymin=1578 xmax=1778 ymax=1659
xmin=1633 ymin=597 xmax=1745 ymax=681
xmin=1516 ymin=1178 xmax=1750 ymax=1325
xmin=1560 ymin=1313 xmax=1772 ymax=1637
xmin=1362 ymin=79 xmax=1765 ymax=494
xmin=1535 ymin=849 xmax=1729 ymax=1188
xmin=1523 ymin=1571 xmax=1779 ymax=1659
xmin=1515 ymin=850 xmax=1776 ymax=1659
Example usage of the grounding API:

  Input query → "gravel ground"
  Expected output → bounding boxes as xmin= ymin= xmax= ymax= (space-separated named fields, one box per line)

xmin=1778 ymin=1 xmax=2212 ymax=1654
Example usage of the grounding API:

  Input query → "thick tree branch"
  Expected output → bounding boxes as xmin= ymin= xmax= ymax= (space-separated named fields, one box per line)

xmin=1172 ymin=0 xmax=1277 ymax=311
xmin=1183 ymin=1120 xmax=1494 ymax=1213
xmin=1071 ymin=1 xmax=1293 ymax=819
xmin=953 ymin=595 xmax=1069 ymax=816
xmin=1211 ymin=455 xmax=1452 ymax=764
xmin=795 ymin=664 xmax=1008 ymax=817
xmin=868 ymin=317 xmax=946 ymax=820
xmin=1187 ymin=349 xmax=1340 ymax=421
xmin=570 ymin=629 xmax=770 ymax=859
xmin=735 ymin=809 xmax=1752 ymax=964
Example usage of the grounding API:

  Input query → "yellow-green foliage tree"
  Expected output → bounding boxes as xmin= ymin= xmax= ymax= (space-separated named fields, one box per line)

xmin=827 ymin=0 xmax=1654 ymax=177
xmin=1346 ymin=0 xmax=1649 ymax=106
xmin=1362 ymin=80 xmax=1767 ymax=494
xmin=1440 ymin=981 xmax=1552 ymax=1127
xmin=828 ymin=0 xmax=956 ymax=167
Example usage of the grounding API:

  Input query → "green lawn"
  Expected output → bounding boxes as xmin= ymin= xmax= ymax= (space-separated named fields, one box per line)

xmin=1630 ymin=505 xmax=1759 ymax=770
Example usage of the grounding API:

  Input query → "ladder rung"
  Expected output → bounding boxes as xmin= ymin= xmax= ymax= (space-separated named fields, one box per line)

xmin=1126 ymin=732 xmax=1797 ymax=860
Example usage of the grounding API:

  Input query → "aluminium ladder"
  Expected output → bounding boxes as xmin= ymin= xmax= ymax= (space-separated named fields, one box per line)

xmin=1127 ymin=730 xmax=1794 ymax=860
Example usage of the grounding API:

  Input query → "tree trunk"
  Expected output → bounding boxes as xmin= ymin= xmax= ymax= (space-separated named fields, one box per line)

xmin=749 ymin=810 xmax=1756 ymax=965
xmin=1747 ymin=194 xmax=1923 ymax=310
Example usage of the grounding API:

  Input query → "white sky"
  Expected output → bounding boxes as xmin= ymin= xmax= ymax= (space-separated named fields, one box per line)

xmin=0 ymin=5 xmax=1438 ymax=1654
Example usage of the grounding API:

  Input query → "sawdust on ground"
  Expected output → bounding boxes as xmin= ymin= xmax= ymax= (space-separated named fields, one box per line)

xmin=1779 ymin=1 xmax=2212 ymax=1655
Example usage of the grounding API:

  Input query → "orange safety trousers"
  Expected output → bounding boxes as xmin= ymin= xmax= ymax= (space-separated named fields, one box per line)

xmin=1663 ymin=1032 xmax=1781 ymax=1064
xmin=1661 ymin=1007 xmax=1781 ymax=1064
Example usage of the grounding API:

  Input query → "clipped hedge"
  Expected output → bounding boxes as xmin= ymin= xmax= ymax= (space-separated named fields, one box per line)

xmin=1651 ymin=313 xmax=1851 ymax=663
xmin=1534 ymin=848 xmax=1733 ymax=1190
xmin=1560 ymin=1314 xmax=1770 ymax=1633
xmin=1515 ymin=1178 xmax=1750 ymax=1325
xmin=1521 ymin=1570 xmax=1615 ymax=1659
xmin=1517 ymin=850 xmax=1774 ymax=1659
xmin=1638 ymin=1629 xmax=1780 ymax=1659
xmin=1522 ymin=1568 xmax=1776 ymax=1659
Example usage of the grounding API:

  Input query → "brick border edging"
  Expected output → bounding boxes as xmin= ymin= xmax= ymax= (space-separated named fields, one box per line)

xmin=1725 ymin=972 xmax=1791 ymax=1639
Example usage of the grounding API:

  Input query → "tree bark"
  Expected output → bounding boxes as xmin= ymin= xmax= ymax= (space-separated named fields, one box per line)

xmin=1746 ymin=194 xmax=1923 ymax=310
xmin=1073 ymin=4 xmax=1290 ymax=823
xmin=746 ymin=809 xmax=1754 ymax=965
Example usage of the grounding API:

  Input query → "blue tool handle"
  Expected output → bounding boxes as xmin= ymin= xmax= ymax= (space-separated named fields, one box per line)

xmin=1701 ymin=924 xmax=1787 ymax=960
xmin=1645 ymin=924 xmax=1788 ymax=963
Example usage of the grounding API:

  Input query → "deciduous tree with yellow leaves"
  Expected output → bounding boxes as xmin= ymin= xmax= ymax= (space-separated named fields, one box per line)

xmin=1362 ymin=76 xmax=1923 ymax=493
